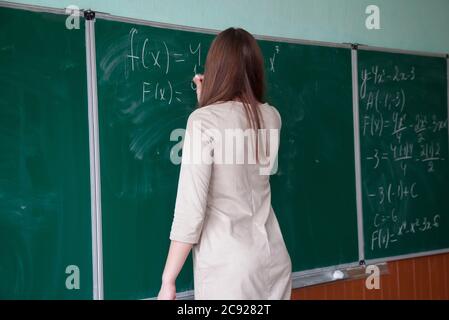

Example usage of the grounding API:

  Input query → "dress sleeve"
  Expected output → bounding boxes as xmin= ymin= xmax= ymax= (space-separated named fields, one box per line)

xmin=271 ymin=105 xmax=282 ymax=129
xmin=169 ymin=108 xmax=215 ymax=244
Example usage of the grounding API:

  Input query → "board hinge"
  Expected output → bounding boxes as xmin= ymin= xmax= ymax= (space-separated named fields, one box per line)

xmin=84 ymin=9 xmax=95 ymax=21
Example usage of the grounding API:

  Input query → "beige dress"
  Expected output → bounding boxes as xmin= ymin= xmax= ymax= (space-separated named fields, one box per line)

xmin=169 ymin=100 xmax=292 ymax=300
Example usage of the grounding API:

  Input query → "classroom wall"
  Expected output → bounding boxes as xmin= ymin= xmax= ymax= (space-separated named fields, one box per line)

xmin=7 ymin=0 xmax=449 ymax=54
xmin=292 ymin=253 xmax=449 ymax=300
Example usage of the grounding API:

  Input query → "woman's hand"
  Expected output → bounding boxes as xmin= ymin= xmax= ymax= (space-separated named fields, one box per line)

xmin=157 ymin=280 xmax=176 ymax=300
xmin=158 ymin=240 xmax=193 ymax=300
xmin=193 ymin=74 xmax=204 ymax=102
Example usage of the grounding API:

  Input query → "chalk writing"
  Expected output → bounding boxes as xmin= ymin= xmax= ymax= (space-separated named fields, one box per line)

xmin=126 ymin=27 xmax=203 ymax=107
xmin=360 ymin=61 xmax=448 ymax=252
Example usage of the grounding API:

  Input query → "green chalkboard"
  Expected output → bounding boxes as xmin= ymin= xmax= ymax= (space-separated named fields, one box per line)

xmin=258 ymin=40 xmax=359 ymax=270
xmin=95 ymin=19 xmax=359 ymax=299
xmin=96 ymin=21 xmax=211 ymax=299
xmin=358 ymin=50 xmax=449 ymax=260
xmin=0 ymin=7 xmax=92 ymax=299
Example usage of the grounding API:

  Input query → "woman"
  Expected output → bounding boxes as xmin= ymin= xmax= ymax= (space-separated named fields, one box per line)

xmin=158 ymin=27 xmax=292 ymax=300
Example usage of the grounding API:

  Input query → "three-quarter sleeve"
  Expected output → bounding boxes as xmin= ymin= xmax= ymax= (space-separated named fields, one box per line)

xmin=169 ymin=108 xmax=215 ymax=244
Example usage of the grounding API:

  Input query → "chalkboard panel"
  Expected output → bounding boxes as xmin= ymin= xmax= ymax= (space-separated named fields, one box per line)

xmin=358 ymin=50 xmax=449 ymax=260
xmin=258 ymin=40 xmax=359 ymax=271
xmin=95 ymin=19 xmax=359 ymax=299
xmin=96 ymin=21 xmax=211 ymax=299
xmin=0 ymin=7 xmax=92 ymax=298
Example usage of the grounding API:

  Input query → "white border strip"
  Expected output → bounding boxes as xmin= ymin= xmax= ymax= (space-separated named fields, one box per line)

xmin=85 ymin=16 xmax=104 ymax=300
xmin=291 ymin=261 xmax=361 ymax=288
xmin=147 ymin=261 xmax=363 ymax=300
xmin=351 ymin=47 xmax=365 ymax=263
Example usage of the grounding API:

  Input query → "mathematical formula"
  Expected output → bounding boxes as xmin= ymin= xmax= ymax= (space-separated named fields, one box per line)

xmin=125 ymin=28 xmax=281 ymax=108
xmin=360 ymin=63 xmax=448 ymax=251
xmin=126 ymin=27 xmax=202 ymax=106
xmin=370 ymin=214 xmax=440 ymax=250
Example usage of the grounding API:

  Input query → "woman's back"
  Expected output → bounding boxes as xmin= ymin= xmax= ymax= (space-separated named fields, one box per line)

xmin=169 ymin=101 xmax=292 ymax=299
xmin=198 ymin=100 xmax=280 ymax=221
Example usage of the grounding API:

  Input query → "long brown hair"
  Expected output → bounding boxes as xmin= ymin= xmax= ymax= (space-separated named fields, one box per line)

xmin=199 ymin=28 xmax=266 ymax=133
